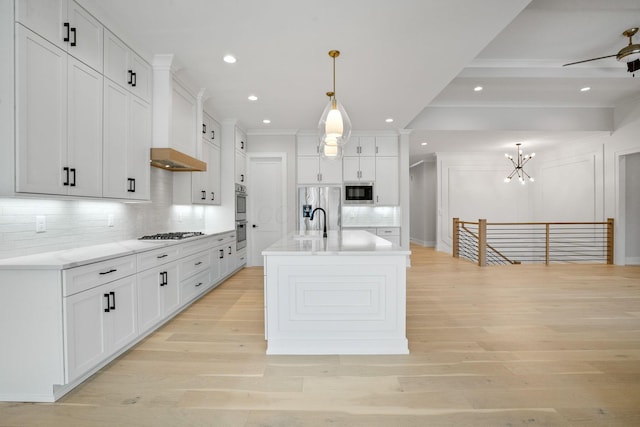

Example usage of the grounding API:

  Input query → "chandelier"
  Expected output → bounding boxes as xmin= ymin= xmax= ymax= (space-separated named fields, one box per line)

xmin=504 ymin=143 xmax=535 ymax=184
xmin=318 ymin=50 xmax=351 ymax=159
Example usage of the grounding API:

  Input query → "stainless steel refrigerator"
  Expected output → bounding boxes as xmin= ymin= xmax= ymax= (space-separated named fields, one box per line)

xmin=298 ymin=186 xmax=342 ymax=233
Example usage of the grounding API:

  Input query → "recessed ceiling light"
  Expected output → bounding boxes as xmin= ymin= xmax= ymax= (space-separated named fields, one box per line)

xmin=263 ymin=119 xmax=271 ymax=124
xmin=385 ymin=118 xmax=394 ymax=123
xmin=223 ymin=55 xmax=236 ymax=64
xmin=474 ymin=86 xmax=483 ymax=92
xmin=421 ymin=142 xmax=428 ymax=146
xmin=248 ymin=95 xmax=258 ymax=101
xmin=580 ymin=86 xmax=591 ymax=92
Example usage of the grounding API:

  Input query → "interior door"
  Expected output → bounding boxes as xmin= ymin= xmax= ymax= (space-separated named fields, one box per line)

xmin=248 ymin=155 xmax=287 ymax=266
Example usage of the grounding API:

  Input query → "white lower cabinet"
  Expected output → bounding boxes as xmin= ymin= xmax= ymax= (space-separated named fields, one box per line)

xmin=64 ymin=274 xmax=137 ymax=383
xmin=0 ymin=231 xmax=244 ymax=402
xmin=137 ymin=261 xmax=180 ymax=335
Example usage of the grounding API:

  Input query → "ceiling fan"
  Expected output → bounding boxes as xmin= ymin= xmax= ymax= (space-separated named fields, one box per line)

xmin=563 ymin=27 xmax=640 ymax=74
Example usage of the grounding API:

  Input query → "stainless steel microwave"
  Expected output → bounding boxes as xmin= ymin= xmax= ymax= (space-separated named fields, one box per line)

xmin=344 ymin=182 xmax=374 ymax=204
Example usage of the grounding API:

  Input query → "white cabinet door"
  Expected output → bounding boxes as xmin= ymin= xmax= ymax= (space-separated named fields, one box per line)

xmin=359 ymin=137 xmax=376 ymax=156
xmin=297 ymin=156 xmax=320 ymax=184
xmin=375 ymin=136 xmax=398 ymax=156
xmin=15 ymin=26 xmax=67 ymax=195
xmin=127 ymin=95 xmax=151 ymax=200
xmin=66 ymin=0 xmax=103 ymax=72
xmin=236 ymin=150 xmax=247 ymax=184
xmin=15 ymin=0 xmax=68 ymax=52
xmin=137 ymin=262 xmax=179 ymax=334
xmin=297 ymin=135 xmax=319 ymax=156
xmin=319 ymin=157 xmax=342 ymax=184
xmin=235 ymin=127 xmax=247 ymax=152
xmin=359 ymin=157 xmax=376 ymax=181
xmin=64 ymin=282 xmax=107 ymax=383
xmin=64 ymin=275 xmax=136 ymax=383
xmin=375 ymin=156 xmax=399 ymax=205
xmin=67 ymin=56 xmax=102 ymax=197
xmin=104 ymin=29 xmax=151 ymax=102
xmin=103 ymin=79 xmax=150 ymax=200
xmin=106 ymin=275 xmax=138 ymax=351
xmin=343 ymin=136 xmax=359 ymax=157
xmin=208 ymin=142 xmax=221 ymax=205
xmin=202 ymin=112 xmax=220 ymax=146
xmin=343 ymin=157 xmax=360 ymax=182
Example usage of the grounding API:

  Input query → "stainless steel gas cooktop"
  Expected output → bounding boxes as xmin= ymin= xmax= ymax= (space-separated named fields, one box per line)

xmin=138 ymin=232 xmax=205 ymax=240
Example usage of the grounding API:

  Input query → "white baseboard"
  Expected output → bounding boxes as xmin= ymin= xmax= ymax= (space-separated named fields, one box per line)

xmin=409 ymin=238 xmax=435 ymax=247
xmin=626 ymin=257 xmax=640 ymax=265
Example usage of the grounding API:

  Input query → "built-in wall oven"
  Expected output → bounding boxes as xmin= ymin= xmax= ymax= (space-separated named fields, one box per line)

xmin=235 ymin=184 xmax=248 ymax=250
xmin=235 ymin=184 xmax=247 ymax=221
xmin=236 ymin=220 xmax=247 ymax=250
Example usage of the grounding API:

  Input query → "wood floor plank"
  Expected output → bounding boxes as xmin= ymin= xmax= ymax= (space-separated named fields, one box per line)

xmin=1 ymin=245 xmax=640 ymax=426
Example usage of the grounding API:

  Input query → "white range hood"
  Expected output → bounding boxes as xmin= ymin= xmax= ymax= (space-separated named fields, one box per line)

xmin=150 ymin=54 xmax=206 ymax=172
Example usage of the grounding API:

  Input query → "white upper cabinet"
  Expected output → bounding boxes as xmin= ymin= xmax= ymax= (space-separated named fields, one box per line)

xmin=235 ymin=127 xmax=247 ymax=184
xmin=235 ymin=127 xmax=247 ymax=152
xmin=375 ymin=156 xmax=399 ymax=205
xmin=16 ymin=26 xmax=102 ymax=197
xmin=202 ymin=112 xmax=219 ymax=146
xmin=375 ymin=136 xmax=398 ymax=156
xmin=343 ymin=136 xmax=375 ymax=157
xmin=16 ymin=0 xmax=103 ymax=72
xmin=103 ymin=79 xmax=151 ymax=200
xmin=104 ymin=29 xmax=151 ymax=102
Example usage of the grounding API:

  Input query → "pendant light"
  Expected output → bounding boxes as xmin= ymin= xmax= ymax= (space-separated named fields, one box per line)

xmin=318 ymin=50 xmax=351 ymax=159
xmin=504 ymin=143 xmax=535 ymax=185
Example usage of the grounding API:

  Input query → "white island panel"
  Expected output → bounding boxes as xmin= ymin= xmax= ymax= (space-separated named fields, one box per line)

xmin=263 ymin=231 xmax=409 ymax=355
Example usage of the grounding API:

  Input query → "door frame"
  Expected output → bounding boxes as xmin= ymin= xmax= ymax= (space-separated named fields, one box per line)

xmin=246 ymin=152 xmax=288 ymax=266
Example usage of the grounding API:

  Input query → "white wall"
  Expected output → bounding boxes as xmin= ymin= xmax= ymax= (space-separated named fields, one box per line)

xmin=409 ymin=160 xmax=436 ymax=246
xmin=624 ymin=152 xmax=640 ymax=265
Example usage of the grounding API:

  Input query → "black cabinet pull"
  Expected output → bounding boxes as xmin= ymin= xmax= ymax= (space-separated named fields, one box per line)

xmin=202 ymin=123 xmax=206 ymax=134
xmin=211 ymin=192 xmax=214 ymax=201
xmin=240 ymin=174 xmax=244 ymax=182
xmin=241 ymin=141 xmax=244 ymax=150
xmin=70 ymin=168 xmax=76 ymax=187
xmin=99 ymin=268 xmax=117 ymax=275
xmin=228 ymin=246 xmax=232 ymax=255
xmin=70 ymin=27 xmax=76 ymax=47
xmin=131 ymin=72 xmax=136 ymax=87
xmin=195 ymin=261 xmax=202 ymax=266
xmin=211 ymin=130 xmax=215 ymax=140
xmin=63 ymin=23 xmax=70 ymax=42
xmin=127 ymin=70 xmax=133 ymax=85
xmin=157 ymin=254 xmax=168 ymax=259
xmin=159 ymin=271 xmax=168 ymax=287
xmin=219 ymin=249 xmax=224 ymax=259
xmin=195 ymin=282 xmax=203 ymax=287
xmin=104 ymin=293 xmax=110 ymax=312
xmin=63 ymin=167 xmax=69 ymax=186
xmin=127 ymin=178 xmax=136 ymax=192
xmin=109 ymin=291 xmax=116 ymax=310
xmin=201 ymin=190 xmax=206 ymax=200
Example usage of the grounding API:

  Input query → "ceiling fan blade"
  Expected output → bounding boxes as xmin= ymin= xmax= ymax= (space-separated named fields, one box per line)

xmin=562 ymin=54 xmax=618 ymax=67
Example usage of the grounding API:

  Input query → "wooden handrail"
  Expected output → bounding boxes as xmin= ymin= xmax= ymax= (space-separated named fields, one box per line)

xmin=460 ymin=224 xmax=519 ymax=265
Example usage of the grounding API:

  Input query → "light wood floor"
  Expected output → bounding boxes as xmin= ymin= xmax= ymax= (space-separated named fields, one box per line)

xmin=2 ymin=245 xmax=640 ymax=426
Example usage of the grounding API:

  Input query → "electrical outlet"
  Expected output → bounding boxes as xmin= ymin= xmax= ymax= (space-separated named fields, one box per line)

xmin=107 ymin=214 xmax=114 ymax=227
xmin=36 ymin=215 xmax=46 ymax=233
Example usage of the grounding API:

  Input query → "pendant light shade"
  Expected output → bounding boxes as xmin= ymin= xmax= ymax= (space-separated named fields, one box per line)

xmin=318 ymin=50 xmax=351 ymax=151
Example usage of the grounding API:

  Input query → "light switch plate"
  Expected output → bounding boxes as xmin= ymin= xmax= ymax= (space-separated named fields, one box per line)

xmin=36 ymin=215 xmax=46 ymax=233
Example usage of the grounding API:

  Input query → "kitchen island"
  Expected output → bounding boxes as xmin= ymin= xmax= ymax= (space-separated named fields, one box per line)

xmin=262 ymin=230 xmax=410 ymax=355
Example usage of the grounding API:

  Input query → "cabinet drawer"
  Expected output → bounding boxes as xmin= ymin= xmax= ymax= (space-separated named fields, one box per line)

xmin=63 ymin=255 xmax=136 ymax=296
xmin=181 ymin=270 xmax=211 ymax=304
xmin=377 ymin=227 xmax=400 ymax=236
xmin=136 ymin=246 xmax=181 ymax=272
xmin=179 ymin=251 xmax=211 ymax=281
xmin=181 ymin=237 xmax=213 ymax=258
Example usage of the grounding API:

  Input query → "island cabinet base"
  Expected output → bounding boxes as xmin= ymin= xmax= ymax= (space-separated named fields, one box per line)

xmin=263 ymin=255 xmax=409 ymax=355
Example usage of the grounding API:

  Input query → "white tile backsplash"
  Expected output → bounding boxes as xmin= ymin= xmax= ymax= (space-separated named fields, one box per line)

xmin=342 ymin=206 xmax=401 ymax=227
xmin=0 ymin=168 xmax=222 ymax=259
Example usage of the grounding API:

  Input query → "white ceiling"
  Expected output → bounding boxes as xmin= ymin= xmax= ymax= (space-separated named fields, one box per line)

xmin=82 ymin=0 xmax=640 ymax=163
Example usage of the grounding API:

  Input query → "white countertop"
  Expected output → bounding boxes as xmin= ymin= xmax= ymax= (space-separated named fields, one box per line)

xmin=0 ymin=231 xmax=234 ymax=270
xmin=262 ymin=230 xmax=410 ymax=256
